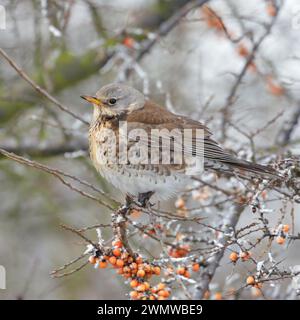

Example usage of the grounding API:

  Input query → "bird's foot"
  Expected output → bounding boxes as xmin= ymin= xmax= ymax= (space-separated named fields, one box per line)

xmin=137 ymin=191 xmax=155 ymax=208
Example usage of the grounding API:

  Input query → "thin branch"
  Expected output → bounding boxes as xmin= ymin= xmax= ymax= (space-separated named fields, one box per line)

xmin=220 ymin=6 xmax=281 ymax=141
xmin=0 ymin=48 xmax=89 ymax=125
xmin=50 ymin=252 xmax=88 ymax=277
xmin=0 ymin=148 xmax=118 ymax=210
xmin=60 ymin=224 xmax=98 ymax=248
xmin=0 ymin=141 xmax=88 ymax=158
xmin=193 ymin=203 xmax=244 ymax=299
xmin=136 ymin=0 xmax=211 ymax=61
xmin=51 ymin=261 xmax=89 ymax=278
xmin=276 ymin=104 xmax=300 ymax=146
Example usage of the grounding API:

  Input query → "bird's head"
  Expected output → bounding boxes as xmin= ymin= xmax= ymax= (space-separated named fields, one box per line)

xmin=81 ymin=83 xmax=145 ymax=120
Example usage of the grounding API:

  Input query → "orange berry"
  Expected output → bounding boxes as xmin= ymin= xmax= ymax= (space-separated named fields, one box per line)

xmin=157 ymin=283 xmax=165 ymax=290
xmin=229 ymin=252 xmax=239 ymax=263
xmin=116 ymin=259 xmax=124 ymax=268
xmin=168 ymin=249 xmax=179 ymax=258
xmin=99 ymin=261 xmax=107 ymax=269
xmin=127 ymin=256 xmax=134 ymax=264
xmin=246 ymin=276 xmax=255 ymax=286
xmin=192 ymin=263 xmax=200 ymax=272
xmin=184 ymin=270 xmax=190 ymax=278
xmin=109 ymin=256 xmax=117 ymax=265
xmin=130 ymin=262 xmax=138 ymax=270
xmin=144 ymin=282 xmax=150 ymax=290
xmin=158 ymin=296 xmax=166 ymax=300
xmin=121 ymin=252 xmax=129 ymax=260
xmin=169 ymin=245 xmax=190 ymax=258
xmin=153 ymin=266 xmax=161 ymax=275
xmin=112 ymin=239 xmax=123 ymax=248
xmin=144 ymin=264 xmax=151 ymax=273
xmin=135 ymin=256 xmax=143 ymax=264
xmin=149 ymin=295 xmax=156 ymax=300
xmin=137 ymin=284 xmax=146 ymax=292
xmin=123 ymin=266 xmax=131 ymax=273
xmin=112 ymin=248 xmax=122 ymax=257
xmin=158 ymin=290 xmax=170 ymax=298
xmin=137 ymin=269 xmax=146 ymax=278
xmin=176 ymin=266 xmax=186 ymax=275
xmin=177 ymin=245 xmax=190 ymax=257
xmin=240 ymin=251 xmax=251 ymax=261
xmin=103 ymin=255 xmax=110 ymax=260
xmin=88 ymin=256 xmax=97 ymax=264
xmin=214 ymin=292 xmax=222 ymax=300
xmin=282 ymin=224 xmax=290 ymax=233
xmin=276 ymin=236 xmax=285 ymax=245
xmin=130 ymin=291 xmax=138 ymax=299
xmin=130 ymin=279 xmax=139 ymax=288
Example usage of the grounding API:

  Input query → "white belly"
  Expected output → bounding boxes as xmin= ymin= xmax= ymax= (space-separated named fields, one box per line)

xmin=98 ymin=165 xmax=190 ymax=201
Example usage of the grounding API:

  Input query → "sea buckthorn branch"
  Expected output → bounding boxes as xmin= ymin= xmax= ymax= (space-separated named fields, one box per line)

xmin=111 ymin=200 xmax=135 ymax=257
xmin=4 ymin=143 xmax=296 ymax=300
xmin=18 ymin=156 xmax=298 ymax=299
xmin=193 ymin=203 xmax=245 ymax=299
xmin=50 ymin=252 xmax=89 ymax=278
xmin=60 ymin=223 xmax=100 ymax=249
xmin=51 ymin=260 xmax=90 ymax=279
xmin=86 ymin=232 xmax=172 ymax=300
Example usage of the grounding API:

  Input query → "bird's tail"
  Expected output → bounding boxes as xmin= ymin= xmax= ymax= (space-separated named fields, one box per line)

xmin=205 ymin=157 xmax=282 ymax=181
xmin=223 ymin=158 xmax=282 ymax=180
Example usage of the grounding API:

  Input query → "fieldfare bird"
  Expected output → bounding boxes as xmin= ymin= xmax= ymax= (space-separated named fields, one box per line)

xmin=81 ymin=83 xmax=278 ymax=203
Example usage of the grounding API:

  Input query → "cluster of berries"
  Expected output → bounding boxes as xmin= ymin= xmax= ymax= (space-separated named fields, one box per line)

xmin=229 ymin=250 xmax=252 ymax=263
xmin=88 ymin=239 xmax=170 ymax=300
xmin=89 ymin=239 xmax=205 ymax=300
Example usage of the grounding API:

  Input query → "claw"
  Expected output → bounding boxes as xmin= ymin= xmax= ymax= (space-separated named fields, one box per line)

xmin=137 ymin=191 xmax=155 ymax=208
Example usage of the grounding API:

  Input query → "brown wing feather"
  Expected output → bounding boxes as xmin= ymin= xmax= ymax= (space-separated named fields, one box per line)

xmin=125 ymin=100 xmax=226 ymax=159
xmin=123 ymin=100 xmax=279 ymax=178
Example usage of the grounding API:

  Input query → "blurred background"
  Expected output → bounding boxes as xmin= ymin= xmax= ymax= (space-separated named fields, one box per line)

xmin=0 ymin=0 xmax=300 ymax=299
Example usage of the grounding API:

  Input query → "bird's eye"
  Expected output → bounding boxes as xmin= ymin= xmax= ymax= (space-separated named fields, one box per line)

xmin=108 ymin=98 xmax=117 ymax=105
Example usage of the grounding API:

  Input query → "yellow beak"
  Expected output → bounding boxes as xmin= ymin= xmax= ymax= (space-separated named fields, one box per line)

xmin=80 ymin=95 xmax=102 ymax=106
